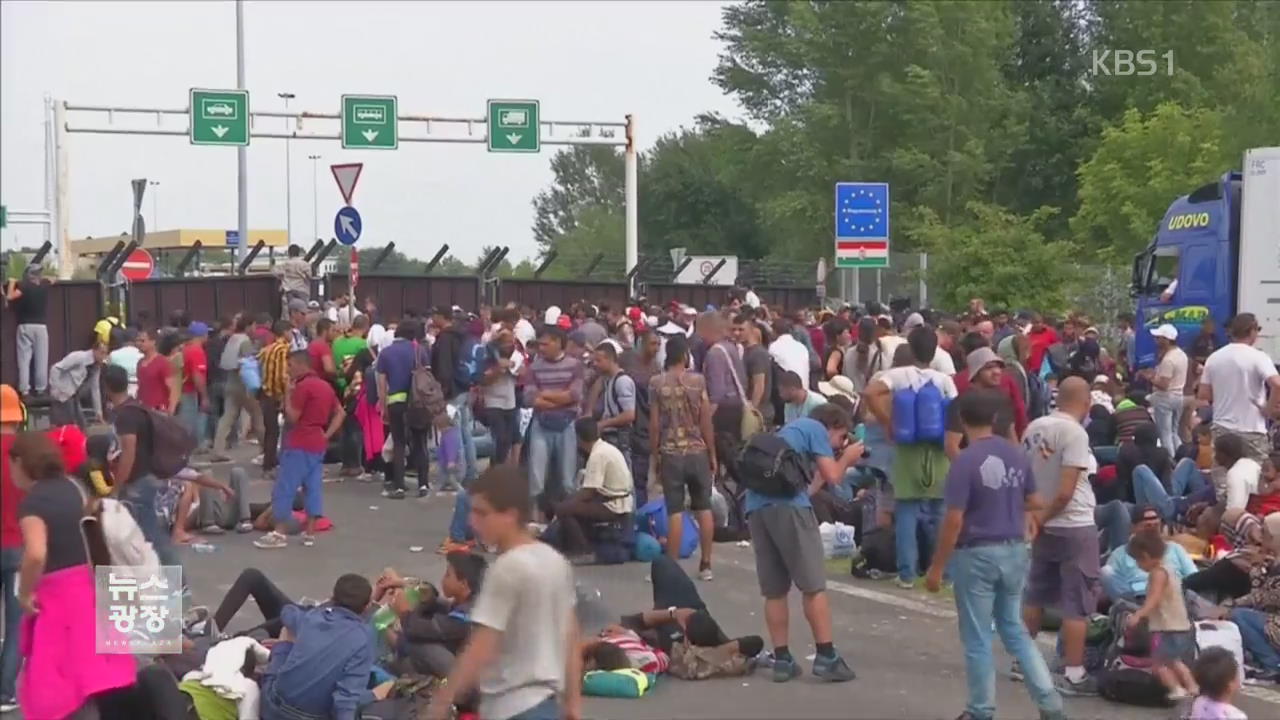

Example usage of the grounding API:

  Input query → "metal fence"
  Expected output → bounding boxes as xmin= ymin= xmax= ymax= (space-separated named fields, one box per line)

xmin=829 ymin=252 xmax=929 ymax=307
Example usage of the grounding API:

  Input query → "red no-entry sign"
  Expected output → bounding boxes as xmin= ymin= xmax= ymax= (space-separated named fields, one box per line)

xmin=120 ymin=247 xmax=155 ymax=281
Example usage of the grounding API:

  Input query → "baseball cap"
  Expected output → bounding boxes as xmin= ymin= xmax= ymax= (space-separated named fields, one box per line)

xmin=306 ymin=300 xmax=321 ymax=310
xmin=48 ymin=424 xmax=88 ymax=473
xmin=902 ymin=312 xmax=926 ymax=332
xmin=966 ymin=347 xmax=1004 ymax=381
xmin=1150 ymin=324 xmax=1178 ymax=341
xmin=544 ymin=305 xmax=562 ymax=325
xmin=1093 ymin=374 xmax=1110 ymax=386
xmin=187 ymin=321 xmax=210 ymax=337
xmin=287 ymin=298 xmax=308 ymax=314
xmin=0 ymin=384 xmax=24 ymax=424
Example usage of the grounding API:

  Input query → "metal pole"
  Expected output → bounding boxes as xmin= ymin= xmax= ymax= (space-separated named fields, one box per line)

xmin=918 ymin=252 xmax=928 ymax=308
xmin=149 ymin=180 xmax=160 ymax=230
xmin=278 ymin=92 xmax=295 ymax=246
xmin=624 ymin=114 xmax=638 ymax=297
xmin=55 ymin=100 xmax=71 ymax=279
xmin=234 ymin=0 xmax=248 ymax=265
xmin=308 ymin=154 xmax=321 ymax=243
xmin=43 ymin=96 xmax=54 ymax=250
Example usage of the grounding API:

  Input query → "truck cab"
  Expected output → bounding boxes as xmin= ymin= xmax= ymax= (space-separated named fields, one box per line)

xmin=1130 ymin=172 xmax=1241 ymax=368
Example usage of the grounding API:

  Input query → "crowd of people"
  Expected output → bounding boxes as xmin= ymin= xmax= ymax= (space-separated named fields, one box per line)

xmin=2 ymin=261 xmax=1279 ymax=720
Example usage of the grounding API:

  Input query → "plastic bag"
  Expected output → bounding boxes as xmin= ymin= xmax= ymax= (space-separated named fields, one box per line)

xmin=820 ymin=522 xmax=857 ymax=559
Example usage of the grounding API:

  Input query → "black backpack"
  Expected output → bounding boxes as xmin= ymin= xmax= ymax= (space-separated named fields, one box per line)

xmin=737 ymin=432 xmax=810 ymax=498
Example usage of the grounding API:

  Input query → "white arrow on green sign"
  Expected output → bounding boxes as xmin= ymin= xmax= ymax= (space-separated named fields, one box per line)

xmin=189 ymin=88 xmax=250 ymax=146
xmin=487 ymin=99 xmax=540 ymax=153
xmin=342 ymin=95 xmax=398 ymax=150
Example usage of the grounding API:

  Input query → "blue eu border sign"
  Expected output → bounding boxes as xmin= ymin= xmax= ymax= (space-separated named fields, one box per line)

xmin=96 ymin=565 xmax=184 ymax=654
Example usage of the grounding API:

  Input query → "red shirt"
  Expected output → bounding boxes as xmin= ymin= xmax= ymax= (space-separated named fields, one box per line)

xmin=955 ymin=371 xmax=1029 ymax=438
xmin=0 ymin=433 xmax=24 ymax=548
xmin=308 ymin=338 xmax=333 ymax=377
xmin=137 ymin=354 xmax=173 ymax=411
xmin=284 ymin=371 xmax=339 ymax=454
xmin=1025 ymin=327 xmax=1058 ymax=375
xmin=182 ymin=342 xmax=208 ymax=394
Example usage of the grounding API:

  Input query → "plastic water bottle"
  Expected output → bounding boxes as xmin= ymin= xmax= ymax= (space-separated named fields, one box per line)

xmin=190 ymin=542 xmax=218 ymax=554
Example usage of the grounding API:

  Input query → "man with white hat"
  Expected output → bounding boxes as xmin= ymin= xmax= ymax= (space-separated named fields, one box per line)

xmin=1145 ymin=323 xmax=1187 ymax=459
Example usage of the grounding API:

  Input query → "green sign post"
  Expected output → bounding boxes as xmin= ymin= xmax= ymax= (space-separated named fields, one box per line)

xmin=342 ymin=95 xmax=398 ymax=149
xmin=487 ymin=99 xmax=540 ymax=153
xmin=189 ymin=89 xmax=250 ymax=146
xmin=0 ymin=205 xmax=6 ymax=229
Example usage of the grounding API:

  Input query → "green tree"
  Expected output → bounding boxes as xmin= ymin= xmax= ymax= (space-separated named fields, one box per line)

xmin=433 ymin=255 xmax=473 ymax=276
xmin=350 ymin=244 xmax=422 ymax=274
xmin=531 ymin=144 xmax=625 ymax=252
xmin=911 ymin=202 xmax=1077 ymax=312
xmin=1070 ymin=102 xmax=1232 ymax=262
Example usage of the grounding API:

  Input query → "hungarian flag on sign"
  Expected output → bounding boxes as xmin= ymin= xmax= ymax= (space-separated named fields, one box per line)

xmin=836 ymin=240 xmax=888 ymax=259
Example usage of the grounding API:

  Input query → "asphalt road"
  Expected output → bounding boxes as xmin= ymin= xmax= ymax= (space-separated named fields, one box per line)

xmin=176 ymin=460 xmax=1280 ymax=720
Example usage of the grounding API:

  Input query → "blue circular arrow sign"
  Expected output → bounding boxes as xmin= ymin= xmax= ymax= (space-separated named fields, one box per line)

xmin=334 ymin=206 xmax=363 ymax=246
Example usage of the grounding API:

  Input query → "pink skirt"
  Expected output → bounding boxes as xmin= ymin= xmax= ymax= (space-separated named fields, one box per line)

xmin=19 ymin=564 xmax=137 ymax=720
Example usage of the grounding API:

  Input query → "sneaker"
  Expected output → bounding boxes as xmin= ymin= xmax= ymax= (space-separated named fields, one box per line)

xmin=698 ymin=565 xmax=714 ymax=582
xmin=894 ymin=577 xmax=916 ymax=590
xmin=301 ymin=533 xmax=316 ymax=547
xmin=1053 ymin=672 xmax=1098 ymax=696
xmin=1009 ymin=660 xmax=1024 ymax=682
xmin=812 ymin=653 xmax=857 ymax=682
xmin=182 ymin=605 xmax=210 ymax=628
xmin=200 ymin=524 xmax=226 ymax=535
xmin=417 ymin=485 xmax=430 ymax=498
xmin=387 ymin=488 xmax=406 ymax=500
xmin=235 ymin=521 xmax=254 ymax=534
xmin=253 ymin=532 xmax=287 ymax=549
xmin=772 ymin=657 xmax=801 ymax=683
xmin=1 ymin=698 xmax=20 ymax=713
xmin=252 ymin=455 xmax=264 ymax=466
xmin=1167 ymin=687 xmax=1191 ymax=701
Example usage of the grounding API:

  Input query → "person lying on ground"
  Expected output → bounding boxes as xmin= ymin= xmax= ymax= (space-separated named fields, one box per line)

xmin=160 ymin=466 xmax=234 ymax=545
xmin=581 ymin=624 xmax=670 ymax=675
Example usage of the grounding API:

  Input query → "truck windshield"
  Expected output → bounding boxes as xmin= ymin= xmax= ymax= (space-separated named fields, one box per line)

xmin=1142 ymin=246 xmax=1180 ymax=298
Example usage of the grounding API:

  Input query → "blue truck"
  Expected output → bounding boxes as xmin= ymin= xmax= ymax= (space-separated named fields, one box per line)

xmin=1130 ymin=147 xmax=1280 ymax=368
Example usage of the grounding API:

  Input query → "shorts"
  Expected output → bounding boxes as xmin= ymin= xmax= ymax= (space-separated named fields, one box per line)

xmin=660 ymin=452 xmax=712 ymax=515
xmin=1024 ymin=526 xmax=1100 ymax=619
xmin=1153 ymin=630 xmax=1196 ymax=663
xmin=748 ymin=504 xmax=826 ymax=597
xmin=1210 ymin=424 xmax=1270 ymax=463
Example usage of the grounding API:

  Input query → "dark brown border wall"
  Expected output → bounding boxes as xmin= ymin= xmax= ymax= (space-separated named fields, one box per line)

xmin=129 ymin=275 xmax=282 ymax=327
xmin=327 ymin=275 xmax=481 ymax=320
xmin=496 ymin=280 xmax=630 ymax=311
xmin=1 ymin=280 xmax=103 ymax=388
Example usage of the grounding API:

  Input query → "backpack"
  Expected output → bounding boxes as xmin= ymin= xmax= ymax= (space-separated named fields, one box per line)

xmin=454 ymin=337 xmax=489 ymax=393
xmin=1026 ymin=372 xmax=1050 ymax=420
xmin=890 ymin=377 xmax=950 ymax=444
xmin=239 ymin=356 xmax=262 ymax=392
xmin=737 ymin=432 xmax=811 ymax=498
xmin=408 ymin=344 xmax=451 ymax=431
xmin=130 ymin=403 xmax=196 ymax=479
xmin=67 ymin=478 xmax=161 ymax=581
xmin=1097 ymin=657 xmax=1170 ymax=707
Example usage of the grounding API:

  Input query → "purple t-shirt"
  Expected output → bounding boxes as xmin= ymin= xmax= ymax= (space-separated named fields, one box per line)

xmin=943 ymin=436 xmax=1034 ymax=547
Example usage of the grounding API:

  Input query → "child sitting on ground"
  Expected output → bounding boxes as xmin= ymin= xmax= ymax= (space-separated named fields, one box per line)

xmin=1126 ymin=531 xmax=1199 ymax=702
xmin=1188 ymin=647 xmax=1247 ymax=719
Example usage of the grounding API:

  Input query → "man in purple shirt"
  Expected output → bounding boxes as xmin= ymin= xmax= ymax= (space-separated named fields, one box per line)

xmin=523 ymin=326 xmax=584 ymax=521
xmin=925 ymin=390 xmax=1065 ymax=720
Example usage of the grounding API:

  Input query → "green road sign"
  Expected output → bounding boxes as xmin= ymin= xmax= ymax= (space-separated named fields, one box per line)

xmin=342 ymin=95 xmax=398 ymax=149
xmin=189 ymin=89 xmax=250 ymax=146
xmin=0 ymin=205 xmax=6 ymax=229
xmin=487 ymin=99 xmax=539 ymax=153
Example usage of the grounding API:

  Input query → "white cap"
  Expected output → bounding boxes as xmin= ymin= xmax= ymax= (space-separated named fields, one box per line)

xmin=1150 ymin=324 xmax=1178 ymax=341
xmin=544 ymin=306 xmax=562 ymax=325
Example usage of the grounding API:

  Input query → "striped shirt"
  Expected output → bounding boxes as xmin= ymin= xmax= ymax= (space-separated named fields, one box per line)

xmin=259 ymin=338 xmax=291 ymax=400
xmin=522 ymin=353 xmax=584 ymax=427
xmin=602 ymin=630 xmax=669 ymax=674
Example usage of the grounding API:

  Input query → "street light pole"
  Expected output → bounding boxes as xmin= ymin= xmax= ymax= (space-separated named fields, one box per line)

xmin=277 ymin=91 xmax=295 ymax=247
xmin=234 ymin=0 xmax=247 ymax=265
xmin=307 ymin=154 xmax=321 ymax=243
xmin=148 ymin=180 xmax=160 ymax=230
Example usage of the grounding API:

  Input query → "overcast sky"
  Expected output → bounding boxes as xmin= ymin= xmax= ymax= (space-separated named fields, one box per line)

xmin=0 ymin=0 xmax=740 ymax=264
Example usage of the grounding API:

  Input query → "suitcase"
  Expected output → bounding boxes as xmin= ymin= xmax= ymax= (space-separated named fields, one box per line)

xmin=1195 ymin=620 xmax=1245 ymax=684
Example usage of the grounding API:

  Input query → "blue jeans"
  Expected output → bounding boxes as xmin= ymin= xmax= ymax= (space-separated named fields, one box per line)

xmin=449 ymin=486 xmax=473 ymax=543
xmin=120 ymin=474 xmax=182 ymax=571
xmin=953 ymin=542 xmax=1063 ymax=719
xmin=179 ymin=392 xmax=209 ymax=450
xmin=0 ymin=547 xmax=21 ymax=700
xmin=508 ymin=695 xmax=560 ymax=720
xmin=274 ymin=449 xmax=324 ymax=524
xmin=894 ymin=498 xmax=943 ymax=582
xmin=1133 ymin=460 xmax=1206 ymax=522
xmin=451 ymin=393 xmax=479 ymax=483
xmin=528 ymin=420 xmax=577 ymax=501
xmin=1231 ymin=608 xmax=1280 ymax=671
xmin=1095 ymin=500 xmax=1133 ymax=555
